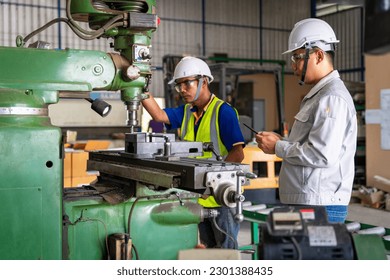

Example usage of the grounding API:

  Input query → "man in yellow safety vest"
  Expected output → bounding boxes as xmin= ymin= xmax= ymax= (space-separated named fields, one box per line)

xmin=142 ymin=56 xmax=245 ymax=249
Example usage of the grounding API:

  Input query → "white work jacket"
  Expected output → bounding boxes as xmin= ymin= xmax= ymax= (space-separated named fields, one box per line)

xmin=276 ymin=70 xmax=357 ymax=206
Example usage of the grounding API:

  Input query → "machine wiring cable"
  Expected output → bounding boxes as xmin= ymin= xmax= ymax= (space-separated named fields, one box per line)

xmin=127 ymin=196 xmax=144 ymax=260
xmin=23 ymin=0 xmax=126 ymax=45
xmin=126 ymin=192 xmax=185 ymax=260
xmin=127 ymin=192 xmax=183 ymax=237
xmin=23 ymin=18 xmax=74 ymax=44
xmin=22 ymin=17 xmax=123 ymax=45
xmin=131 ymin=243 xmax=139 ymax=260
xmin=66 ymin=209 xmax=110 ymax=259
xmin=212 ymin=216 xmax=238 ymax=249
xmin=290 ymin=236 xmax=303 ymax=260
xmin=82 ymin=217 xmax=110 ymax=259
xmin=66 ymin=0 xmax=126 ymax=36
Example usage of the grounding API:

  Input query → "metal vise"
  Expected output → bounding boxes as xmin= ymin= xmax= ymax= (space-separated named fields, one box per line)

xmin=88 ymin=132 xmax=256 ymax=222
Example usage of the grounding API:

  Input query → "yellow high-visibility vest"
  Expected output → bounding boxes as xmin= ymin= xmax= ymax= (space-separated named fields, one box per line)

xmin=180 ymin=96 xmax=228 ymax=159
xmin=198 ymin=195 xmax=220 ymax=208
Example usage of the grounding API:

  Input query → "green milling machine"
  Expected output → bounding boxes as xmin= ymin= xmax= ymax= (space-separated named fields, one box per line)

xmin=0 ymin=0 xmax=252 ymax=260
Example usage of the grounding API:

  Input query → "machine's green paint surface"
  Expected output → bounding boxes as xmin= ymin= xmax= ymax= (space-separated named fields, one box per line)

xmin=0 ymin=47 xmax=116 ymax=92
xmin=0 ymin=44 xmax=150 ymax=102
xmin=352 ymin=234 xmax=388 ymax=260
xmin=63 ymin=196 xmax=199 ymax=260
xmin=0 ymin=89 xmax=62 ymax=260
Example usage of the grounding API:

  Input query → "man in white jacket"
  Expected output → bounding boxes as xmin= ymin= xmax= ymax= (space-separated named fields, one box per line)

xmin=256 ymin=18 xmax=357 ymax=223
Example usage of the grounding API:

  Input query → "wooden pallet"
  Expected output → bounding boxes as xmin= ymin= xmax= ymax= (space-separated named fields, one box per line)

xmin=242 ymin=146 xmax=282 ymax=189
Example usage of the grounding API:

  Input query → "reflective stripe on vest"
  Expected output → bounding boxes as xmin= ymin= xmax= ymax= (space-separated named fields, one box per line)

xmin=180 ymin=96 xmax=228 ymax=159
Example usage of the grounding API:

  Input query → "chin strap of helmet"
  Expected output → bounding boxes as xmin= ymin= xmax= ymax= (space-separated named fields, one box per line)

xmin=191 ymin=77 xmax=204 ymax=103
xmin=299 ymin=43 xmax=314 ymax=86
xmin=299 ymin=48 xmax=311 ymax=86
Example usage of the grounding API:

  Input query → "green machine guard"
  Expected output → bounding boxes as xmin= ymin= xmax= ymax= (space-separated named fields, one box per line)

xmin=0 ymin=1 xmax=202 ymax=260
xmin=0 ymin=88 xmax=62 ymax=259
xmin=62 ymin=186 xmax=201 ymax=260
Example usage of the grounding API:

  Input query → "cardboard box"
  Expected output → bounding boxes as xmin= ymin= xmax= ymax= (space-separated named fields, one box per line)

xmin=64 ymin=177 xmax=72 ymax=188
xmin=72 ymin=142 xmax=87 ymax=150
xmin=64 ymin=152 xmax=72 ymax=178
xmin=372 ymin=175 xmax=390 ymax=193
xmin=84 ymin=140 xmax=111 ymax=151
xmin=71 ymin=140 xmax=111 ymax=151
xmin=386 ymin=196 xmax=390 ymax=212
xmin=72 ymin=151 xmax=89 ymax=177
xmin=359 ymin=191 xmax=384 ymax=207
xmin=63 ymin=140 xmax=110 ymax=188
xmin=66 ymin=130 xmax=78 ymax=143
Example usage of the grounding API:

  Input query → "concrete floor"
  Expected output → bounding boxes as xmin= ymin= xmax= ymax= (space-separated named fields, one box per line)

xmin=347 ymin=203 xmax=390 ymax=228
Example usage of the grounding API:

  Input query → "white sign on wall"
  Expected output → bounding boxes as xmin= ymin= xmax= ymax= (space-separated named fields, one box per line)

xmin=365 ymin=89 xmax=390 ymax=150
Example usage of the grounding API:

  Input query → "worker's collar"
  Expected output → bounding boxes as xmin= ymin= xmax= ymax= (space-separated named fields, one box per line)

xmin=304 ymin=70 xmax=339 ymax=100
xmin=190 ymin=94 xmax=215 ymax=123
xmin=190 ymin=94 xmax=214 ymax=113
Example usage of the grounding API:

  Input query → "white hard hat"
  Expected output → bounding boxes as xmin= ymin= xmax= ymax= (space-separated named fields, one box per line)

xmin=283 ymin=18 xmax=339 ymax=54
xmin=168 ymin=56 xmax=214 ymax=84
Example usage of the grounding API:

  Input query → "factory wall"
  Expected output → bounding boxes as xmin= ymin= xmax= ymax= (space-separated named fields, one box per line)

xmin=239 ymin=73 xmax=279 ymax=132
xmin=365 ymin=53 xmax=390 ymax=188
xmin=321 ymin=7 xmax=364 ymax=82
xmin=0 ymin=0 xmax=365 ymax=130
xmin=238 ymin=73 xmax=311 ymax=133
xmin=149 ymin=0 xmax=312 ymax=97
xmin=0 ymin=1 xmax=364 ymax=97
xmin=2 ymin=0 xmax=364 ymax=99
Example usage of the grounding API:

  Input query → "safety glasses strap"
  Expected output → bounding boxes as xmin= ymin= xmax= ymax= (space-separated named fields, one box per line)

xmin=192 ymin=77 xmax=204 ymax=102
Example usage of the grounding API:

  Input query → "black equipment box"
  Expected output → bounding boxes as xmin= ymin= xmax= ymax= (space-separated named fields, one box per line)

xmin=259 ymin=206 xmax=355 ymax=260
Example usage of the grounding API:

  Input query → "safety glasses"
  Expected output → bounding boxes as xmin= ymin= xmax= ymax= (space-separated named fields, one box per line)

xmin=291 ymin=50 xmax=315 ymax=64
xmin=174 ymin=78 xmax=199 ymax=93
